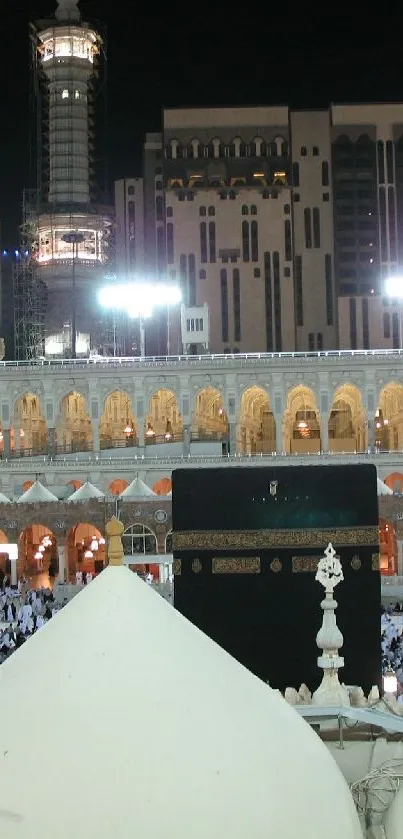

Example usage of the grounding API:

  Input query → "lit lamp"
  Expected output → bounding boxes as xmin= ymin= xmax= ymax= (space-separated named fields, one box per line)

xmin=383 ymin=666 xmax=398 ymax=696
xmin=38 ymin=545 xmax=45 ymax=553
xmin=99 ymin=536 xmax=105 ymax=546
xmin=90 ymin=537 xmax=99 ymax=551
xmin=34 ymin=551 xmax=42 ymax=560
xmin=146 ymin=423 xmax=155 ymax=438
xmin=164 ymin=420 xmax=173 ymax=441
xmin=385 ymin=275 xmax=403 ymax=348
xmin=124 ymin=423 xmax=133 ymax=436
xmin=84 ymin=549 xmax=93 ymax=559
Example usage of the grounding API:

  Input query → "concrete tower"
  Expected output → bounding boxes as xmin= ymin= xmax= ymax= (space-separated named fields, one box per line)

xmin=31 ymin=0 xmax=111 ymax=357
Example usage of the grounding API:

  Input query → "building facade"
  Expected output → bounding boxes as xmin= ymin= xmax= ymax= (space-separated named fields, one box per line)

xmin=119 ymin=104 xmax=403 ymax=355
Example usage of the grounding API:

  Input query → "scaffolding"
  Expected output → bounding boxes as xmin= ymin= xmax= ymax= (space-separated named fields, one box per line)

xmin=13 ymin=261 xmax=47 ymax=361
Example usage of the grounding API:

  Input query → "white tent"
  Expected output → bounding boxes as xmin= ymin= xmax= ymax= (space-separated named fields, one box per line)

xmin=16 ymin=480 xmax=58 ymax=504
xmin=0 ymin=491 xmax=10 ymax=503
xmin=67 ymin=481 xmax=105 ymax=501
xmin=119 ymin=475 xmax=155 ymax=499
xmin=377 ymin=477 xmax=393 ymax=496
xmin=0 ymin=564 xmax=362 ymax=839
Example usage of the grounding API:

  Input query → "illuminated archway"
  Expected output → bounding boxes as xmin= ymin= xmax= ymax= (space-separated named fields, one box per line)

xmin=14 ymin=393 xmax=47 ymax=454
xmin=68 ymin=479 xmax=83 ymax=491
xmin=328 ymin=384 xmax=366 ymax=453
xmin=67 ymin=522 xmax=105 ymax=577
xmin=146 ymin=389 xmax=183 ymax=443
xmin=152 ymin=477 xmax=172 ymax=495
xmin=56 ymin=391 xmax=93 ymax=453
xmin=379 ymin=518 xmax=397 ymax=576
xmin=193 ymin=387 xmax=228 ymax=441
xmin=284 ymin=386 xmax=321 ymax=453
xmin=100 ymin=391 xmax=137 ymax=449
xmin=384 ymin=472 xmax=403 ymax=493
xmin=22 ymin=480 xmax=34 ymax=492
xmin=109 ymin=478 xmax=129 ymax=496
xmin=19 ymin=524 xmax=57 ymax=577
xmin=377 ymin=383 xmax=403 ymax=451
xmin=238 ymin=386 xmax=276 ymax=454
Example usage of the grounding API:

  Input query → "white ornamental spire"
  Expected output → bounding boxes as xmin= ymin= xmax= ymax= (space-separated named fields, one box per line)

xmin=312 ymin=543 xmax=350 ymax=707
xmin=55 ymin=0 xmax=80 ymax=22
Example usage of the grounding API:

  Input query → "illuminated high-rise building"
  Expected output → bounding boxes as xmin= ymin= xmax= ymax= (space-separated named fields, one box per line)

xmin=14 ymin=0 xmax=112 ymax=358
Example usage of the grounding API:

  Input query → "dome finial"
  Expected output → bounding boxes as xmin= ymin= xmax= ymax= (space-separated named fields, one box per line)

xmin=106 ymin=516 xmax=125 ymax=566
xmin=55 ymin=0 xmax=80 ymax=22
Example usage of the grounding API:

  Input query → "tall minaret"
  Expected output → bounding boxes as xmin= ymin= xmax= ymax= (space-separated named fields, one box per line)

xmin=30 ymin=0 xmax=111 ymax=357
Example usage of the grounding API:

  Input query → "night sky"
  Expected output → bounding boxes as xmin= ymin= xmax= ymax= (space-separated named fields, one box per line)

xmin=0 ymin=1 xmax=400 ymax=248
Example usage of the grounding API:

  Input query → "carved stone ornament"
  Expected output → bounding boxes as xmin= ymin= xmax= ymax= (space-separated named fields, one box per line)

xmin=192 ymin=558 xmax=202 ymax=573
xmin=315 ymin=543 xmax=343 ymax=592
xmin=173 ymin=559 xmax=182 ymax=576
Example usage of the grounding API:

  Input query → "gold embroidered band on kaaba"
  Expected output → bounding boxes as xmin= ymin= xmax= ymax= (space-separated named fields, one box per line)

xmin=172 ymin=526 xmax=379 ymax=551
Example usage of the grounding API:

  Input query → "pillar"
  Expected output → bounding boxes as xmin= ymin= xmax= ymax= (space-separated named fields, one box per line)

xmin=229 ymin=422 xmax=236 ymax=455
xmin=48 ymin=427 xmax=56 ymax=456
xmin=183 ymin=424 xmax=190 ymax=456
xmin=58 ymin=544 xmax=67 ymax=583
xmin=92 ymin=419 xmax=100 ymax=453
xmin=321 ymin=415 xmax=329 ymax=453
xmin=397 ymin=540 xmax=403 ymax=577
xmin=274 ymin=415 xmax=283 ymax=453
xmin=3 ymin=428 xmax=10 ymax=458
xmin=10 ymin=558 xmax=17 ymax=586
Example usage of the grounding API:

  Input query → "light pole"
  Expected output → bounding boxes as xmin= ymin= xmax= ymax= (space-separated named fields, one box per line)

xmin=385 ymin=275 xmax=403 ymax=349
xmin=62 ymin=231 xmax=85 ymax=358
xmin=98 ymin=281 xmax=181 ymax=357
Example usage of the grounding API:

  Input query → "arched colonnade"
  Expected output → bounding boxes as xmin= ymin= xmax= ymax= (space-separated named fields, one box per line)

xmin=1 ymin=382 xmax=403 ymax=457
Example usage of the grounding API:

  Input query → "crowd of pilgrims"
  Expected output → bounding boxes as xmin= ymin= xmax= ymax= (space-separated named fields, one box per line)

xmin=0 ymin=576 xmax=68 ymax=662
xmin=382 ymin=603 xmax=403 ymax=689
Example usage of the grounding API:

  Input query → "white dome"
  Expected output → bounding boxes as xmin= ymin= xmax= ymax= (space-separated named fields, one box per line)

xmin=0 ymin=491 xmax=10 ymax=503
xmin=119 ymin=475 xmax=155 ymax=499
xmin=16 ymin=480 xmax=58 ymax=503
xmin=0 ymin=566 xmax=362 ymax=839
xmin=67 ymin=481 xmax=104 ymax=501
xmin=377 ymin=477 xmax=393 ymax=496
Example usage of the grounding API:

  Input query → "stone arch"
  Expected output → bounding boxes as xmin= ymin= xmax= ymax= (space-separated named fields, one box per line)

xmin=100 ymin=390 xmax=137 ymax=450
xmin=284 ymin=385 xmax=321 ymax=454
xmin=67 ymin=522 xmax=105 ymax=577
xmin=165 ymin=530 xmax=173 ymax=553
xmin=13 ymin=392 xmax=47 ymax=454
xmin=19 ymin=524 xmax=57 ymax=577
xmin=122 ymin=522 xmax=157 ymax=556
xmin=237 ymin=386 xmax=276 ymax=454
xmin=146 ymin=389 xmax=183 ymax=443
xmin=56 ymin=391 xmax=93 ymax=453
xmin=328 ymin=384 xmax=366 ymax=453
xmin=192 ymin=386 xmax=229 ymax=441
xmin=68 ymin=479 xmax=82 ymax=491
xmin=377 ymin=382 xmax=403 ymax=451
xmin=153 ymin=477 xmax=172 ymax=495
xmin=22 ymin=480 xmax=34 ymax=492
xmin=109 ymin=478 xmax=129 ymax=496
xmin=384 ymin=472 xmax=403 ymax=494
xmin=379 ymin=518 xmax=397 ymax=575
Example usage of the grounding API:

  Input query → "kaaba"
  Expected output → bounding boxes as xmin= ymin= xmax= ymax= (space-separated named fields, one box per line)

xmin=172 ymin=464 xmax=381 ymax=693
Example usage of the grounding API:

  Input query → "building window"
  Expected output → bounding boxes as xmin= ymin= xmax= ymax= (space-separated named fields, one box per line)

xmin=220 ymin=269 xmax=228 ymax=342
xmin=273 ymin=251 xmax=282 ymax=351
xmin=254 ymin=267 xmax=261 ymax=278
xmin=313 ymin=146 xmax=319 ymax=156
xmin=312 ymin=208 xmax=320 ymax=248
xmin=208 ymin=206 xmax=215 ymax=216
xmin=383 ymin=312 xmax=391 ymax=339
xmin=322 ymin=161 xmax=329 ymax=186
xmin=349 ymin=297 xmax=357 ymax=349
xmin=187 ymin=192 xmax=194 ymax=201
xmin=155 ymin=180 xmax=163 ymax=191
xmin=284 ymin=204 xmax=290 ymax=214
xmin=392 ymin=313 xmax=399 ymax=348
xmin=199 ymin=269 xmax=206 ymax=280
xmin=301 ymin=146 xmax=307 ymax=157
xmin=199 ymin=206 xmax=206 ymax=216
xmin=362 ymin=298 xmax=369 ymax=349
xmin=166 ymin=206 xmax=173 ymax=217
xmin=317 ymin=332 xmax=323 ymax=350
xmin=293 ymin=192 xmax=300 ymax=202
xmin=308 ymin=333 xmax=315 ymax=351
xmin=188 ymin=254 xmax=196 ymax=306
xmin=322 ymin=192 xmax=330 ymax=202
xmin=209 ymin=222 xmax=216 ymax=262
xmin=264 ymin=252 xmax=273 ymax=351
xmin=304 ymin=208 xmax=312 ymax=248
xmin=284 ymin=220 xmax=292 ymax=261
xmin=157 ymin=227 xmax=165 ymax=272
xmin=166 ymin=223 xmax=174 ymax=265
xmin=325 ymin=254 xmax=333 ymax=326
xmin=251 ymin=221 xmax=259 ymax=262
xmin=284 ymin=267 xmax=291 ymax=277
xmin=156 ymin=195 xmax=164 ymax=221
xmin=61 ymin=89 xmax=69 ymax=99
xmin=179 ymin=254 xmax=187 ymax=302
xmin=200 ymin=222 xmax=207 ymax=263
xmin=292 ymin=162 xmax=300 ymax=186
xmin=295 ymin=255 xmax=303 ymax=327
xmin=229 ymin=191 xmax=236 ymax=200
xmin=241 ymin=205 xmax=248 ymax=215
xmin=233 ymin=269 xmax=241 ymax=342
xmin=250 ymin=205 xmax=257 ymax=215
xmin=242 ymin=221 xmax=250 ymax=262
xmin=127 ymin=185 xmax=135 ymax=195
